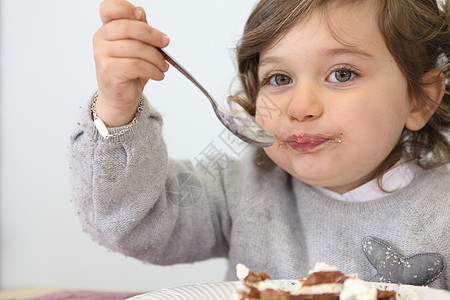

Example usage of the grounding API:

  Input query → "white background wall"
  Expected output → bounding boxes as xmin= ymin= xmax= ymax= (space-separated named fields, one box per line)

xmin=0 ymin=0 xmax=257 ymax=293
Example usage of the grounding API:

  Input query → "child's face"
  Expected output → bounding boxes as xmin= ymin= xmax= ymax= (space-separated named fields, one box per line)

xmin=256 ymin=2 xmax=417 ymax=194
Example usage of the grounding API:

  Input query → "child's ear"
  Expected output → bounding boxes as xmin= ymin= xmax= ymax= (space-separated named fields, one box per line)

xmin=405 ymin=69 xmax=445 ymax=131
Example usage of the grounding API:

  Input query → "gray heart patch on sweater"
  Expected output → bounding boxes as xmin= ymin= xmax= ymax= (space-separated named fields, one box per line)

xmin=362 ymin=236 xmax=445 ymax=285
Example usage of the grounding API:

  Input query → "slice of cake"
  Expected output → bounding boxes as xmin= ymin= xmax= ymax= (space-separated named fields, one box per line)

xmin=235 ymin=263 xmax=397 ymax=300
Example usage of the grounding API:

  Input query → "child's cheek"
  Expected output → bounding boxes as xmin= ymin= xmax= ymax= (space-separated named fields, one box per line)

xmin=254 ymin=95 xmax=284 ymax=129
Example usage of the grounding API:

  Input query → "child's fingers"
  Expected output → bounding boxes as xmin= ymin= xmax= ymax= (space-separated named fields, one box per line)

xmin=99 ymin=0 xmax=140 ymax=24
xmin=98 ymin=19 xmax=169 ymax=49
xmin=104 ymin=39 xmax=169 ymax=73
xmin=99 ymin=56 xmax=165 ymax=82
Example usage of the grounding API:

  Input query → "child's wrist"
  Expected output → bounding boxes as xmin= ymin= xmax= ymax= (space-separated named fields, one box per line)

xmin=91 ymin=92 xmax=143 ymax=139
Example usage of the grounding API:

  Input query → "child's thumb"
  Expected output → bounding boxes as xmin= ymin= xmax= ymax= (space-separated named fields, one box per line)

xmin=99 ymin=0 xmax=142 ymax=24
xmin=135 ymin=7 xmax=148 ymax=23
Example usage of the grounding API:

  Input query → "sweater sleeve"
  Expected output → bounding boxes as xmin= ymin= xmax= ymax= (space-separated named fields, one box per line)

xmin=68 ymin=95 xmax=230 ymax=265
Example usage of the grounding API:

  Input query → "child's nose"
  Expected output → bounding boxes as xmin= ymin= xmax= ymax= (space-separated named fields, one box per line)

xmin=287 ymin=80 xmax=324 ymax=122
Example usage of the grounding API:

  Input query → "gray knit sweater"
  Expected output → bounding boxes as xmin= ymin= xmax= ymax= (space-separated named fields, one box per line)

xmin=69 ymin=97 xmax=449 ymax=290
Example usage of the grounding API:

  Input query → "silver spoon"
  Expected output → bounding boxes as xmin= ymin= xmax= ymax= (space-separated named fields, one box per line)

xmin=159 ymin=49 xmax=274 ymax=147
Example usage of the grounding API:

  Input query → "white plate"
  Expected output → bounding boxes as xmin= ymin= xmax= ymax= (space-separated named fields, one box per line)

xmin=127 ymin=280 xmax=450 ymax=300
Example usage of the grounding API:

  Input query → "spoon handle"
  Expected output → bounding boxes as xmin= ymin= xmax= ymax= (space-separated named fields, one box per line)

xmin=158 ymin=48 xmax=217 ymax=109
xmin=158 ymin=48 xmax=274 ymax=147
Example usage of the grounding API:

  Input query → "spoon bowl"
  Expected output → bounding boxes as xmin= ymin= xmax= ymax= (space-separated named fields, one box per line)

xmin=159 ymin=49 xmax=274 ymax=147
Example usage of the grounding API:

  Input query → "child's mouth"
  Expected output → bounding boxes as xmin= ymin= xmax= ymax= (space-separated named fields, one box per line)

xmin=285 ymin=134 xmax=342 ymax=153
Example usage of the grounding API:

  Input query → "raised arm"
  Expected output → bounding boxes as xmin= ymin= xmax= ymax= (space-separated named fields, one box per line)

xmin=69 ymin=0 xmax=230 ymax=265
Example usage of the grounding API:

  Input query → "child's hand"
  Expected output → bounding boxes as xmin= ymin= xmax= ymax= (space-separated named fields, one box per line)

xmin=93 ymin=0 xmax=170 ymax=126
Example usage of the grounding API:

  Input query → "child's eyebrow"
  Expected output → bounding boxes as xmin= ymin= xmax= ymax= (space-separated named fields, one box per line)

xmin=259 ymin=57 xmax=280 ymax=67
xmin=327 ymin=47 xmax=374 ymax=60
xmin=259 ymin=47 xmax=375 ymax=68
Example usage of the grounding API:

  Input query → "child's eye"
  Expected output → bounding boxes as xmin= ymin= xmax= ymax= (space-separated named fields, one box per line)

xmin=327 ymin=67 xmax=358 ymax=83
xmin=267 ymin=74 xmax=293 ymax=86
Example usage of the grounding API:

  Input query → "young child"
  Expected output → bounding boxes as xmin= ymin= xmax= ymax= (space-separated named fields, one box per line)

xmin=70 ymin=0 xmax=450 ymax=290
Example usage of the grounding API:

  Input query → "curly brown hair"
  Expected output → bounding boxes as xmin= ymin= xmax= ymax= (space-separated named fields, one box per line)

xmin=230 ymin=0 xmax=450 ymax=186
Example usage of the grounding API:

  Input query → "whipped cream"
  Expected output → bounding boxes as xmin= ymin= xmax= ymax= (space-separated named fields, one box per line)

xmin=310 ymin=262 xmax=340 ymax=273
xmin=236 ymin=264 xmax=250 ymax=281
xmin=340 ymin=278 xmax=377 ymax=300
